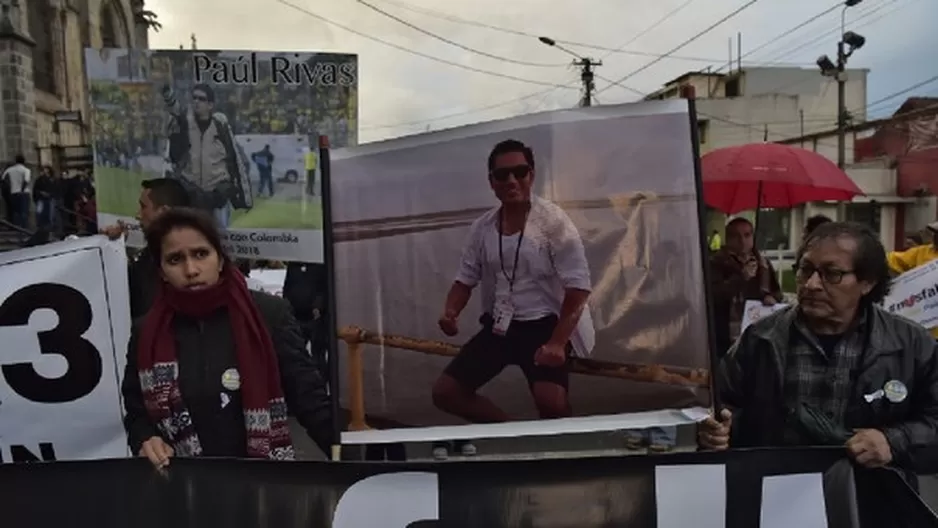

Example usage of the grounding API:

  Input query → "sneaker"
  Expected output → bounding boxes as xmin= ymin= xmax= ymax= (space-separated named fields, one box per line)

xmin=432 ymin=442 xmax=450 ymax=461
xmin=456 ymin=440 xmax=477 ymax=457
xmin=648 ymin=443 xmax=674 ymax=453
xmin=623 ymin=432 xmax=645 ymax=451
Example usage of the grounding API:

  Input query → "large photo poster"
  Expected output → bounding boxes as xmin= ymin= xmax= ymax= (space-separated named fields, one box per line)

xmin=332 ymin=100 xmax=711 ymax=443
xmin=85 ymin=49 xmax=358 ymax=262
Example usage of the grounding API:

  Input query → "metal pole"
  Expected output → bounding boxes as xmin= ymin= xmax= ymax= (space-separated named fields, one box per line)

xmin=835 ymin=6 xmax=848 ymax=221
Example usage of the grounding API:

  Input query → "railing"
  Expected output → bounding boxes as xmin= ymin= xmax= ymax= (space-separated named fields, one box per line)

xmin=337 ymin=325 xmax=710 ymax=432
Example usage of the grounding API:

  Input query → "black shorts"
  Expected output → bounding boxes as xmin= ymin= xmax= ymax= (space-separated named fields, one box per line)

xmin=443 ymin=314 xmax=571 ymax=391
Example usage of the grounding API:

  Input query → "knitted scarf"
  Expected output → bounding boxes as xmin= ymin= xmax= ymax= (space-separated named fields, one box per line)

xmin=136 ymin=264 xmax=294 ymax=460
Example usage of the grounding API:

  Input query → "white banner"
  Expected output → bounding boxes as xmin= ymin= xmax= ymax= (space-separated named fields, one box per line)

xmin=0 ymin=236 xmax=131 ymax=463
xmin=884 ymin=259 xmax=938 ymax=329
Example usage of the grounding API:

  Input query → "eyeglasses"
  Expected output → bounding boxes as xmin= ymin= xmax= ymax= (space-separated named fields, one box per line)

xmin=793 ymin=263 xmax=855 ymax=285
xmin=490 ymin=165 xmax=530 ymax=182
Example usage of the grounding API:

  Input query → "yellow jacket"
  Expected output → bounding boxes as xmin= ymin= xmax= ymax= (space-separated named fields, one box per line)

xmin=887 ymin=244 xmax=938 ymax=338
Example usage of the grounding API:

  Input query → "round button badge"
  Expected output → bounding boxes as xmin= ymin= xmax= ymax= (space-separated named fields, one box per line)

xmin=883 ymin=379 xmax=908 ymax=403
xmin=221 ymin=368 xmax=241 ymax=391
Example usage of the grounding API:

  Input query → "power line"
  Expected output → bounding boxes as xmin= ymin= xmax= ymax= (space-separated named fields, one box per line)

xmin=353 ymin=0 xmax=568 ymax=68
xmin=274 ymin=0 xmax=579 ymax=89
xmin=362 ymin=0 xmax=734 ymax=63
xmin=597 ymin=0 xmax=763 ymax=97
xmin=598 ymin=0 xmax=698 ymax=61
xmin=709 ymin=2 xmax=842 ymax=75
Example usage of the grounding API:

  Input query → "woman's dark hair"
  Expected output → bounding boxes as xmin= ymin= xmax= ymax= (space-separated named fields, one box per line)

xmin=144 ymin=207 xmax=229 ymax=266
xmin=487 ymin=139 xmax=534 ymax=171
xmin=797 ymin=221 xmax=890 ymax=304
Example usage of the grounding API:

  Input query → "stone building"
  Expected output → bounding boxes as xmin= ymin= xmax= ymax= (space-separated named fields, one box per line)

xmin=0 ymin=0 xmax=151 ymax=168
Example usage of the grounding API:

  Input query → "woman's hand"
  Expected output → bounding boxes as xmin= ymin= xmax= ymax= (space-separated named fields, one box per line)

xmin=139 ymin=436 xmax=174 ymax=469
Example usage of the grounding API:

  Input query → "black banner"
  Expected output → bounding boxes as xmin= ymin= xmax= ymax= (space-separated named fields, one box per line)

xmin=1 ymin=448 xmax=934 ymax=527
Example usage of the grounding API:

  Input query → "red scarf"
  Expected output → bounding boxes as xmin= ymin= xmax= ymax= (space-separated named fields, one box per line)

xmin=136 ymin=264 xmax=294 ymax=460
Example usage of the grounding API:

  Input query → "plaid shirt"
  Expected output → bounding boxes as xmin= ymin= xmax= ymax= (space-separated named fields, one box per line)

xmin=784 ymin=315 xmax=867 ymax=435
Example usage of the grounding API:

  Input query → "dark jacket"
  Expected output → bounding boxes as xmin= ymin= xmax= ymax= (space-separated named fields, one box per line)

xmin=127 ymin=248 xmax=159 ymax=320
xmin=718 ymin=305 xmax=938 ymax=470
xmin=121 ymin=290 xmax=333 ymax=457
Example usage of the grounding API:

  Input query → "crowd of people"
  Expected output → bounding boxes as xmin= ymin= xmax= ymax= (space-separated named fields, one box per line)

xmin=5 ymin=138 xmax=938 ymax=501
xmin=1 ymin=155 xmax=98 ymax=239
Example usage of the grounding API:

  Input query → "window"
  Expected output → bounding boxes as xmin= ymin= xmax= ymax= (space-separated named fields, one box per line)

xmin=100 ymin=3 xmax=118 ymax=48
xmin=28 ymin=0 xmax=57 ymax=94
xmin=724 ymin=77 xmax=740 ymax=98
xmin=845 ymin=203 xmax=881 ymax=235
xmin=756 ymin=208 xmax=791 ymax=251
xmin=697 ymin=119 xmax=709 ymax=144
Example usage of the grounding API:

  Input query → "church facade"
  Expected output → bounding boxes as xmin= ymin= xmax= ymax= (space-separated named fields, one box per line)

xmin=0 ymin=0 xmax=151 ymax=168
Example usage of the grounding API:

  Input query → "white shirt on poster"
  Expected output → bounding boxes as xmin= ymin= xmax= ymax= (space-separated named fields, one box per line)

xmin=455 ymin=196 xmax=595 ymax=357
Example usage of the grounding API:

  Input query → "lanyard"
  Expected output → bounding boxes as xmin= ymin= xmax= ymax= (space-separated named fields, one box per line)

xmin=498 ymin=208 xmax=527 ymax=292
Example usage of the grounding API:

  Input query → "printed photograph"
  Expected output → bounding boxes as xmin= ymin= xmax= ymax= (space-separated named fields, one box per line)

xmin=85 ymin=48 xmax=357 ymax=260
xmin=331 ymin=101 xmax=711 ymax=443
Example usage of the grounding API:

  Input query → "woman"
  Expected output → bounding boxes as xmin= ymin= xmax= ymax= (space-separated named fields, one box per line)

xmin=121 ymin=207 xmax=333 ymax=468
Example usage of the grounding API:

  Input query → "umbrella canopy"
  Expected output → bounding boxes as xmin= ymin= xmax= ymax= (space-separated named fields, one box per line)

xmin=701 ymin=143 xmax=864 ymax=214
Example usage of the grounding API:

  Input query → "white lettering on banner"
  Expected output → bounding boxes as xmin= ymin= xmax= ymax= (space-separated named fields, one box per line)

xmin=329 ymin=468 xmax=829 ymax=527
xmin=331 ymin=472 xmax=439 ymax=527
xmin=0 ymin=237 xmax=132 ymax=463
xmin=884 ymin=259 xmax=938 ymax=329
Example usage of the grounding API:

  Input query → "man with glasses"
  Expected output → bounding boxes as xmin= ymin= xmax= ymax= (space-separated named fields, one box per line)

xmin=698 ymin=222 xmax=938 ymax=488
xmin=429 ymin=139 xmax=593 ymax=459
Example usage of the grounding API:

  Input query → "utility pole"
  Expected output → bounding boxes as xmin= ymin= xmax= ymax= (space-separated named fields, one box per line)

xmin=574 ymin=58 xmax=602 ymax=107
xmin=817 ymin=0 xmax=865 ymax=220
xmin=538 ymin=37 xmax=602 ymax=108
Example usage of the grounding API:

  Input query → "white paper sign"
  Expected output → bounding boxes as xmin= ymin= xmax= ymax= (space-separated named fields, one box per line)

xmin=246 ymin=269 xmax=286 ymax=297
xmin=0 ymin=236 xmax=131 ymax=463
xmin=740 ymin=300 xmax=790 ymax=334
xmin=883 ymin=259 xmax=938 ymax=329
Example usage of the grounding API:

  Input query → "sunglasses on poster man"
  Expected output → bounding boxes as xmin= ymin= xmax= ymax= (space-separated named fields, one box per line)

xmin=490 ymin=165 xmax=531 ymax=182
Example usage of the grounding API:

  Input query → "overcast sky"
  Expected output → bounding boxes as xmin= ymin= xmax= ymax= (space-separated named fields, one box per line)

xmin=146 ymin=0 xmax=937 ymax=143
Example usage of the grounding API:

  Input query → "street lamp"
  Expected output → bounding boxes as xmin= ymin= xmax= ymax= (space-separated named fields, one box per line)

xmin=817 ymin=0 xmax=865 ymax=219
xmin=539 ymin=36 xmax=601 ymax=108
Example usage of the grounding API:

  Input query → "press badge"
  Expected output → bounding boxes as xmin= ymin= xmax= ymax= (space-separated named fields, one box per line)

xmin=492 ymin=296 xmax=514 ymax=336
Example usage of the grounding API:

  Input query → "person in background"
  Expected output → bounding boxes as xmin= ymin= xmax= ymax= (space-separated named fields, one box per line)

xmin=251 ymin=144 xmax=275 ymax=198
xmin=1 ymin=155 xmax=31 ymax=229
xmin=699 ymin=222 xmax=938 ymax=493
xmin=886 ymin=221 xmax=938 ymax=340
xmin=708 ymin=229 xmax=722 ymax=252
xmin=121 ymin=208 xmax=333 ymax=468
xmin=904 ymin=232 xmax=925 ymax=250
xmin=709 ymin=218 xmax=783 ymax=356
xmin=32 ymin=167 xmax=56 ymax=231
xmin=283 ymin=261 xmax=329 ymax=377
xmin=802 ymin=214 xmax=832 ymax=240
xmin=102 ymin=178 xmax=191 ymax=319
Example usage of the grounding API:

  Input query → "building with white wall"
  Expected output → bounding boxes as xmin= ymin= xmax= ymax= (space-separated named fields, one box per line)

xmin=647 ymin=66 xmax=905 ymax=251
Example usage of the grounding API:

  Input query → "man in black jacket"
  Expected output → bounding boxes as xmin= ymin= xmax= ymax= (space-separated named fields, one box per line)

xmin=101 ymin=178 xmax=190 ymax=318
xmin=282 ymin=262 xmax=329 ymax=379
xmin=699 ymin=222 xmax=938 ymax=484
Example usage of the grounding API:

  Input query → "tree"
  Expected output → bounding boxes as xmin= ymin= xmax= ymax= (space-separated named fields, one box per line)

xmin=134 ymin=8 xmax=162 ymax=33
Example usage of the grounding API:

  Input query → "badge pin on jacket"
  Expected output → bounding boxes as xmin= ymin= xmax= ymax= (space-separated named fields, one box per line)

xmin=221 ymin=368 xmax=241 ymax=391
xmin=883 ymin=380 xmax=908 ymax=403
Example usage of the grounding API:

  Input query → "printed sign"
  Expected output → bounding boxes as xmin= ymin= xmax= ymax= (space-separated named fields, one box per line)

xmin=0 ymin=236 xmax=131 ymax=463
xmin=332 ymin=100 xmax=712 ymax=443
xmin=85 ymin=48 xmax=358 ymax=262
xmin=884 ymin=259 xmax=938 ymax=329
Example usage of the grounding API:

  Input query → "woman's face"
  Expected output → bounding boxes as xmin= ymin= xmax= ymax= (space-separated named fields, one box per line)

xmin=159 ymin=226 xmax=223 ymax=290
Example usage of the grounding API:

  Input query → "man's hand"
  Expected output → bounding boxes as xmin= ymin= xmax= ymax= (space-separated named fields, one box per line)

xmin=139 ymin=436 xmax=174 ymax=469
xmin=846 ymin=429 xmax=893 ymax=468
xmin=534 ymin=341 xmax=567 ymax=368
xmin=697 ymin=409 xmax=733 ymax=450
xmin=438 ymin=311 xmax=459 ymax=337
xmin=762 ymin=295 xmax=777 ymax=307
xmin=100 ymin=220 xmax=128 ymax=240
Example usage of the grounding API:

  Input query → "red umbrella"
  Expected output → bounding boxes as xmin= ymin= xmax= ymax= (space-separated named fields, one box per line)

xmin=701 ymin=143 xmax=864 ymax=214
